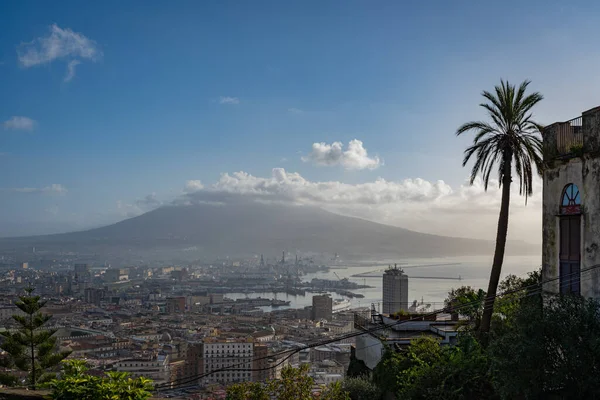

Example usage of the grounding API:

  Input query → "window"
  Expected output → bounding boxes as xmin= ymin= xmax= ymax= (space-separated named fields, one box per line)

xmin=560 ymin=183 xmax=581 ymax=215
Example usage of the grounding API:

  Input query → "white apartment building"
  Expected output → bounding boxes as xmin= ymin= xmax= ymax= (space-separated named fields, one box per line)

xmin=116 ymin=354 xmax=170 ymax=384
xmin=202 ymin=338 xmax=254 ymax=386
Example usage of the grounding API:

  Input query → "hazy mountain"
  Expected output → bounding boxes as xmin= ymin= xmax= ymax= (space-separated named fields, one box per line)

xmin=0 ymin=202 xmax=537 ymax=260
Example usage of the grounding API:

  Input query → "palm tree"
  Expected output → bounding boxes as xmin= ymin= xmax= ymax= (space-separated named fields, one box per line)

xmin=456 ymin=80 xmax=543 ymax=334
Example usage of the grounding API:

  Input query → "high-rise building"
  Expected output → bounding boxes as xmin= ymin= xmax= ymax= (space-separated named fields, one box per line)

xmin=312 ymin=294 xmax=333 ymax=321
xmin=84 ymin=287 xmax=105 ymax=306
xmin=74 ymin=263 xmax=91 ymax=281
xmin=382 ymin=265 xmax=409 ymax=314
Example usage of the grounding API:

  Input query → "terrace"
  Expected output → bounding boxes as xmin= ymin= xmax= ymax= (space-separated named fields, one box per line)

xmin=544 ymin=106 xmax=600 ymax=161
xmin=555 ymin=116 xmax=583 ymax=156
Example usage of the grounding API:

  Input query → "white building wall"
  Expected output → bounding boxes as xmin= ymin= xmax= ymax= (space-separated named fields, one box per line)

xmin=202 ymin=341 xmax=254 ymax=385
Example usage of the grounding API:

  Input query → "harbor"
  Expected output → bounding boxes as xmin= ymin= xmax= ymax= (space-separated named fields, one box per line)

xmin=222 ymin=255 xmax=540 ymax=312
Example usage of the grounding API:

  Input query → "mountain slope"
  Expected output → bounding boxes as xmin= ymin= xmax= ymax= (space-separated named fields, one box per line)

xmin=0 ymin=202 xmax=536 ymax=260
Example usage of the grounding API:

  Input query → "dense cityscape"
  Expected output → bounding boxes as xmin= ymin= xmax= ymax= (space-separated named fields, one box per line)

xmin=0 ymin=249 xmax=451 ymax=398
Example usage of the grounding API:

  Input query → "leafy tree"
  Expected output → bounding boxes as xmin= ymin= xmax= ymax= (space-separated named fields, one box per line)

xmin=456 ymin=80 xmax=544 ymax=333
xmin=346 ymin=355 xmax=370 ymax=378
xmin=47 ymin=359 xmax=154 ymax=400
xmin=371 ymin=344 xmax=403 ymax=396
xmin=490 ymin=295 xmax=600 ymax=399
xmin=373 ymin=337 xmax=442 ymax=397
xmin=320 ymin=381 xmax=351 ymax=400
xmin=342 ymin=376 xmax=382 ymax=400
xmin=445 ymin=286 xmax=486 ymax=328
xmin=0 ymin=288 xmax=71 ymax=388
xmin=226 ymin=364 xmax=349 ymax=400
xmin=396 ymin=335 xmax=496 ymax=400
xmin=226 ymin=380 xmax=270 ymax=400
xmin=493 ymin=269 xmax=541 ymax=329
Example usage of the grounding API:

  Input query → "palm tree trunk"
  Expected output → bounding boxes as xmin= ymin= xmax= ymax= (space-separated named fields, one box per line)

xmin=480 ymin=153 xmax=512 ymax=334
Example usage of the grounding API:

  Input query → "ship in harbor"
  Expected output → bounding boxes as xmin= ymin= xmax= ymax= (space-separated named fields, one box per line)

xmin=332 ymin=298 xmax=351 ymax=313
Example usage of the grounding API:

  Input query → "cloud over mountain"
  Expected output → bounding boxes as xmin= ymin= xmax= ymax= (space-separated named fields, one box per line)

xmin=182 ymin=168 xmax=542 ymax=243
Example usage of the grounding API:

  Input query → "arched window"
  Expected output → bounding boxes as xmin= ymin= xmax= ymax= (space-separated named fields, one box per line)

xmin=560 ymin=183 xmax=581 ymax=214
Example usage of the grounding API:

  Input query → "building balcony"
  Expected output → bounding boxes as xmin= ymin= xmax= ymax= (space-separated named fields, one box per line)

xmin=555 ymin=116 xmax=583 ymax=156
xmin=543 ymin=106 xmax=600 ymax=162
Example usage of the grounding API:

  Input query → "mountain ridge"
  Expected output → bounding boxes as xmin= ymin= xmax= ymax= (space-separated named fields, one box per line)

xmin=0 ymin=202 xmax=537 ymax=261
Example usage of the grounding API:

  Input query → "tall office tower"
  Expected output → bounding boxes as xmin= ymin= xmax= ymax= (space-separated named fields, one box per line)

xmin=382 ymin=265 xmax=409 ymax=314
xmin=311 ymin=294 xmax=333 ymax=321
xmin=74 ymin=263 xmax=91 ymax=282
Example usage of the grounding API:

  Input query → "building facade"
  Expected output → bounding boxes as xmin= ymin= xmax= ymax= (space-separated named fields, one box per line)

xmin=201 ymin=338 xmax=254 ymax=386
xmin=115 ymin=354 xmax=170 ymax=384
xmin=382 ymin=265 xmax=409 ymax=314
xmin=311 ymin=294 xmax=333 ymax=321
xmin=542 ymin=106 xmax=600 ymax=298
xmin=84 ymin=287 xmax=104 ymax=306
xmin=104 ymin=268 xmax=129 ymax=282
xmin=166 ymin=296 xmax=186 ymax=314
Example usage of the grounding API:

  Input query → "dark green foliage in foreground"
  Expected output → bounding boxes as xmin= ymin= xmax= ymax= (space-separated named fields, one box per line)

xmin=353 ymin=270 xmax=600 ymax=400
xmin=226 ymin=364 xmax=349 ymax=400
xmin=372 ymin=336 xmax=495 ymax=400
xmin=0 ymin=288 xmax=71 ymax=389
xmin=490 ymin=294 xmax=600 ymax=400
xmin=46 ymin=359 xmax=153 ymax=400
xmin=346 ymin=355 xmax=370 ymax=378
xmin=342 ymin=376 xmax=381 ymax=400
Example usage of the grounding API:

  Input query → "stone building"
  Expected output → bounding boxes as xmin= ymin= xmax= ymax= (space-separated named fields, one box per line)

xmin=542 ymin=106 xmax=600 ymax=298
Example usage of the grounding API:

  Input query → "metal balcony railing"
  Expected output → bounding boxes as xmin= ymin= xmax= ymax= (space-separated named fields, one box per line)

xmin=557 ymin=116 xmax=583 ymax=155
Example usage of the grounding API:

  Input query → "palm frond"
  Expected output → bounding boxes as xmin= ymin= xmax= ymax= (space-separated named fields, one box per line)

xmin=456 ymin=79 xmax=543 ymax=201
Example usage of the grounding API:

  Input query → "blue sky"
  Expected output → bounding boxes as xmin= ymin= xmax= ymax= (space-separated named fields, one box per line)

xmin=1 ymin=0 xmax=600 ymax=239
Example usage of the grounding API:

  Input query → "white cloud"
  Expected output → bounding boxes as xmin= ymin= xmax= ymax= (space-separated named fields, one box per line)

xmin=117 ymin=193 xmax=162 ymax=218
xmin=1 ymin=183 xmax=67 ymax=194
xmin=18 ymin=24 xmax=101 ymax=81
xmin=181 ymin=168 xmax=542 ymax=243
xmin=302 ymin=139 xmax=382 ymax=170
xmin=135 ymin=193 xmax=161 ymax=208
xmin=64 ymin=59 xmax=81 ymax=82
xmin=288 ymin=108 xmax=304 ymax=114
xmin=219 ymin=96 xmax=240 ymax=105
xmin=184 ymin=180 xmax=204 ymax=193
xmin=3 ymin=116 xmax=36 ymax=131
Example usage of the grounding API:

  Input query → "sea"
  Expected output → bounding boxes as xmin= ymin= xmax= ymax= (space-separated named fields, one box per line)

xmin=224 ymin=255 xmax=541 ymax=312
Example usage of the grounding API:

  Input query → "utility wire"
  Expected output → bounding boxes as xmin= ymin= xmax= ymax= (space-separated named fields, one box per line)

xmin=156 ymin=265 xmax=579 ymax=391
xmin=156 ymin=264 xmax=595 ymax=391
